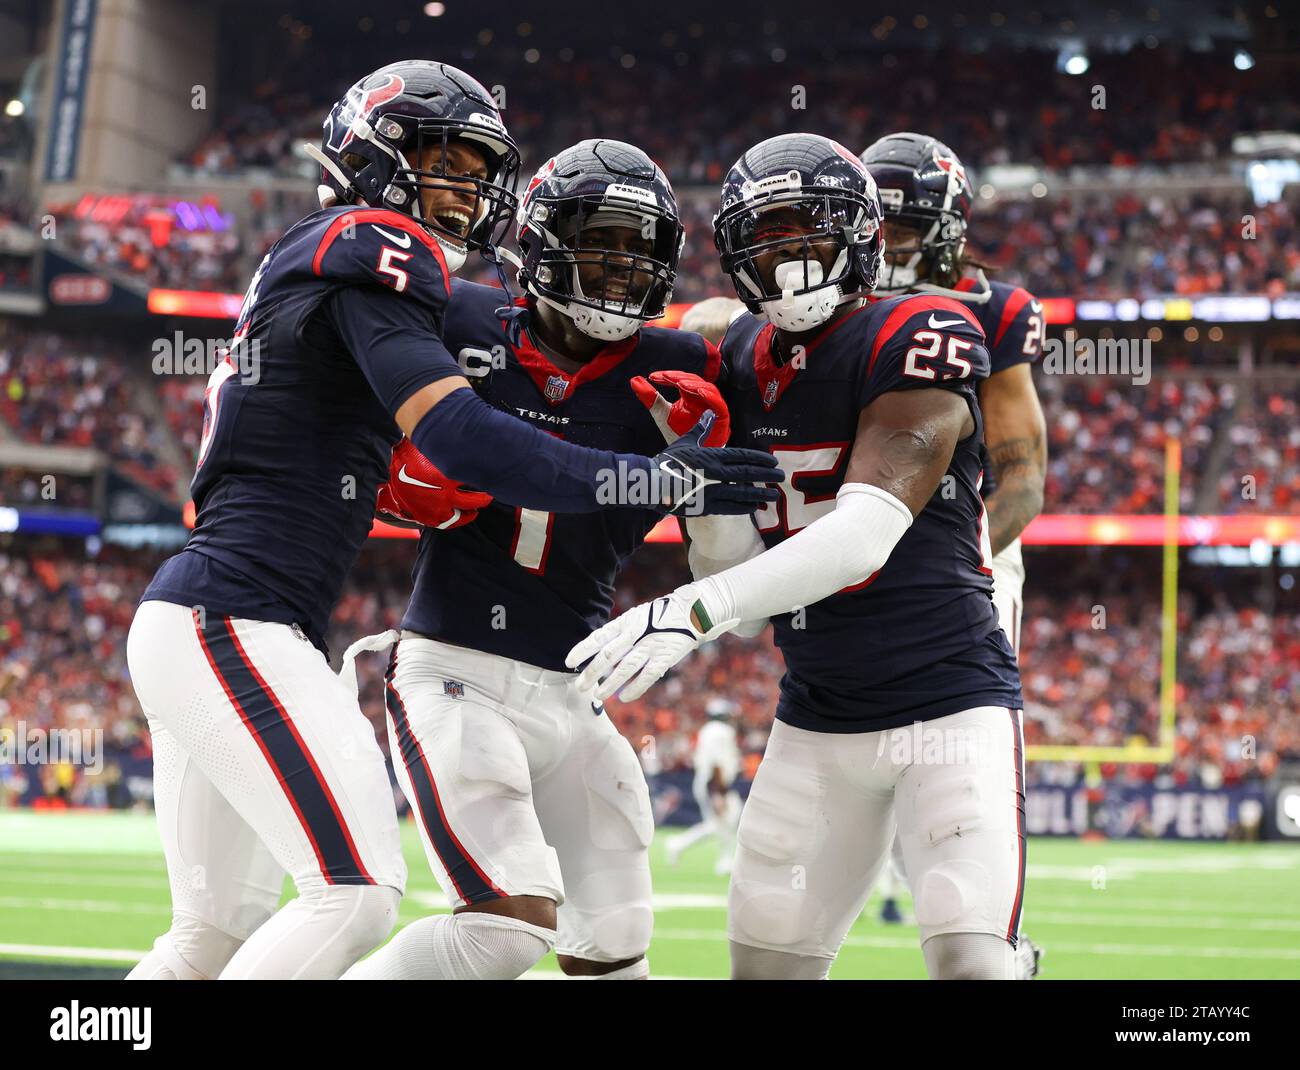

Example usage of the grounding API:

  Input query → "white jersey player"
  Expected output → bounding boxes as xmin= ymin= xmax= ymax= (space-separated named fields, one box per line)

xmin=666 ymin=699 xmax=743 ymax=875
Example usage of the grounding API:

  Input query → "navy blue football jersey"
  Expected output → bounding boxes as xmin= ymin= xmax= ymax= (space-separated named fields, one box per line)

xmin=953 ymin=277 xmax=1045 ymax=499
xmin=401 ymin=281 xmax=721 ymax=671
xmin=720 ymin=295 xmax=1023 ymax=732
xmin=143 ymin=206 xmax=463 ymax=651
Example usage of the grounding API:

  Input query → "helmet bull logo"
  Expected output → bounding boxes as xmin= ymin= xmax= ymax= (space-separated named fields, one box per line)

xmin=337 ymin=74 xmax=405 ymax=152
xmin=931 ymin=147 xmax=969 ymax=196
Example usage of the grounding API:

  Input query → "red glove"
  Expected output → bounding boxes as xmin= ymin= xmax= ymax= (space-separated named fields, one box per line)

xmin=376 ymin=438 xmax=494 ymax=530
xmin=630 ymin=369 xmax=730 ymax=447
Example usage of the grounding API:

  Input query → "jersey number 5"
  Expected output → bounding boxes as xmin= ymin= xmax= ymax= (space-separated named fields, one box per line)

xmin=196 ymin=357 xmax=237 ymax=471
xmin=377 ymin=246 xmax=413 ymax=293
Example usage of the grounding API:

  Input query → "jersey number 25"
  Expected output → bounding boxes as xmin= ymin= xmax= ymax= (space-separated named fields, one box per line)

xmin=902 ymin=330 xmax=973 ymax=381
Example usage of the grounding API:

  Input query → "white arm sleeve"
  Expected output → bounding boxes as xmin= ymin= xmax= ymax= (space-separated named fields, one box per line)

xmin=691 ymin=482 xmax=913 ymax=633
xmin=684 ymin=514 xmax=770 ymax=638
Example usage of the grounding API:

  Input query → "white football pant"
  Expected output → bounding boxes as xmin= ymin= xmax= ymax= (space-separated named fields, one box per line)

xmin=384 ymin=633 xmax=654 ymax=964
xmin=729 ymin=706 xmax=1027 ymax=971
xmin=125 ymin=600 xmax=406 ymax=980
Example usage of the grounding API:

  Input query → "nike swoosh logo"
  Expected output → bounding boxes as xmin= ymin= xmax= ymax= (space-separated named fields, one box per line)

xmin=928 ymin=315 xmax=965 ymax=329
xmin=397 ymin=464 xmax=441 ymax=490
xmin=372 ymin=225 xmax=412 ymax=248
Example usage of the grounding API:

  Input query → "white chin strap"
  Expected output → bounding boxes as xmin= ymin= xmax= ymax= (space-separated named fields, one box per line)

xmin=915 ymin=270 xmax=994 ymax=304
xmin=538 ymin=252 xmax=644 ymax=341
xmin=540 ymin=293 xmax=641 ymax=341
xmin=876 ymin=255 xmax=922 ymax=293
xmin=759 ymin=256 xmax=847 ymax=332
xmin=435 ymin=235 xmax=468 ymax=274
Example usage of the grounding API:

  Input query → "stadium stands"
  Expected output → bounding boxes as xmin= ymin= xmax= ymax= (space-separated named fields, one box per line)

xmin=4 ymin=535 xmax=1293 ymax=809
xmin=0 ymin=16 xmax=1296 ymax=838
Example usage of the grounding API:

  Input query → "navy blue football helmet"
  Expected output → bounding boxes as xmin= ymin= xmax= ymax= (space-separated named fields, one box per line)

xmin=308 ymin=60 xmax=520 ymax=270
xmin=713 ymin=133 xmax=883 ymax=332
xmin=859 ymin=132 xmax=973 ymax=294
xmin=515 ymin=139 xmax=684 ymax=341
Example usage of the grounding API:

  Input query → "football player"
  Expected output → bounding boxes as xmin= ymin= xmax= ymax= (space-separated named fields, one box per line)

xmin=125 ymin=67 xmax=778 ymax=982
xmin=861 ymin=133 xmax=1046 ymax=654
xmin=665 ymin=698 xmax=743 ymax=875
xmin=342 ymin=140 xmax=750 ymax=981
xmin=568 ymin=133 xmax=1027 ymax=980
xmin=862 ymin=133 xmax=1046 ymax=977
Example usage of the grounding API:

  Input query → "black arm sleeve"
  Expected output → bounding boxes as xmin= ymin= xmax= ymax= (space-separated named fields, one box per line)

xmin=410 ymin=387 xmax=657 ymax=513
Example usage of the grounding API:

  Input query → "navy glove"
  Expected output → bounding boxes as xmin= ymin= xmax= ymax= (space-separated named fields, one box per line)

xmin=650 ymin=412 xmax=783 ymax=516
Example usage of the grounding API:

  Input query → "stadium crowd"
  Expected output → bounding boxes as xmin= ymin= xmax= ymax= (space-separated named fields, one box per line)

xmin=36 ymin=183 xmax=1300 ymax=304
xmin=2 ymin=537 xmax=1295 ymax=810
xmin=2 ymin=34 xmax=1296 ymax=813
xmin=0 ymin=324 xmax=184 ymax=499
xmin=189 ymin=44 xmax=1297 ymax=178
xmin=3 ymin=39 xmax=1287 ymax=300
xmin=10 ymin=319 xmax=1292 ymax=517
xmin=968 ymin=191 xmax=1300 ymax=300
xmin=0 ymin=544 xmax=150 ymax=809
xmin=1216 ymin=384 xmax=1300 ymax=512
xmin=42 ymin=195 xmax=249 ymax=294
xmin=1038 ymin=372 xmax=1229 ymax=514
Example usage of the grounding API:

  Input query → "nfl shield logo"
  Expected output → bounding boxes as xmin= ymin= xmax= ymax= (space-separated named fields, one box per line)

xmin=443 ymin=679 xmax=465 ymax=699
xmin=544 ymin=375 xmax=568 ymax=403
xmin=763 ymin=380 xmax=779 ymax=407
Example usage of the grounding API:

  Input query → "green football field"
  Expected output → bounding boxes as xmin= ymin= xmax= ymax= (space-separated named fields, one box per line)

xmin=1 ymin=810 xmax=1297 ymax=979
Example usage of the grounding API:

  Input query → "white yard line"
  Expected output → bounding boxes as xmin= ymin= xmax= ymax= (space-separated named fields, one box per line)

xmin=0 ymin=853 xmax=166 ymax=871
xmin=1035 ymin=893 xmax=1300 ymax=916
xmin=649 ymin=927 xmax=1300 ymax=960
xmin=0 ymin=943 xmax=145 ymax=963
xmin=0 ymin=868 xmax=169 ymax=890
xmin=0 ymin=895 xmax=168 ymax=916
xmin=1023 ymin=909 xmax=1300 ymax=932
xmin=0 ymin=943 xmax=696 ymax=978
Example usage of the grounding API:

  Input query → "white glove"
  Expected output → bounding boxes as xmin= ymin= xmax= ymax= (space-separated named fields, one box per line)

xmin=566 ymin=584 xmax=739 ymax=701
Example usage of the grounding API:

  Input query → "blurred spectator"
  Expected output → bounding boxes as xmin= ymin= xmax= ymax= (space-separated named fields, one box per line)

xmin=2 ymin=536 xmax=1295 ymax=808
xmin=0 ymin=323 xmax=185 ymax=499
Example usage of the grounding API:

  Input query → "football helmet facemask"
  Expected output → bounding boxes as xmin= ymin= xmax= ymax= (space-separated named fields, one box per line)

xmin=515 ymin=139 xmax=684 ymax=342
xmin=714 ymin=133 xmax=883 ymax=333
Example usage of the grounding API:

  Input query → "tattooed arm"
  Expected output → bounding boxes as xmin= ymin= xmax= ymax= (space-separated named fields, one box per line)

xmin=979 ymin=362 xmax=1047 ymax=556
